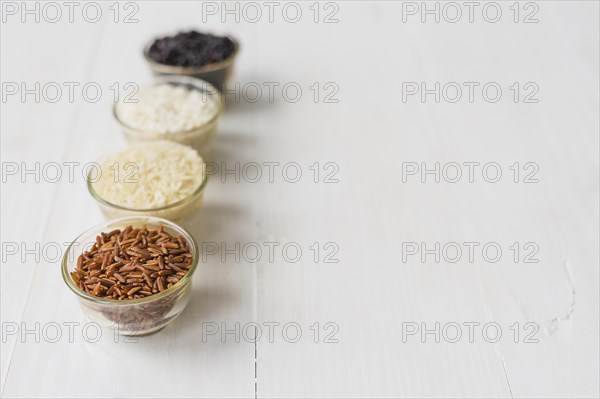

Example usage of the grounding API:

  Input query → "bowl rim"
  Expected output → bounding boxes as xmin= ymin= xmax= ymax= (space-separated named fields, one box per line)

xmin=87 ymin=143 xmax=209 ymax=213
xmin=112 ymin=75 xmax=224 ymax=136
xmin=61 ymin=216 xmax=199 ymax=306
xmin=143 ymin=33 xmax=239 ymax=74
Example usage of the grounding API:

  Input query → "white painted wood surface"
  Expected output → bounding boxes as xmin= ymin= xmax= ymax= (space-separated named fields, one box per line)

xmin=1 ymin=1 xmax=598 ymax=398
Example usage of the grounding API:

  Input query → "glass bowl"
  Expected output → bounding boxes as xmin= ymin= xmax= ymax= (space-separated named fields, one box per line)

xmin=87 ymin=152 xmax=208 ymax=222
xmin=143 ymin=35 xmax=239 ymax=89
xmin=61 ymin=216 xmax=199 ymax=336
xmin=113 ymin=75 xmax=224 ymax=153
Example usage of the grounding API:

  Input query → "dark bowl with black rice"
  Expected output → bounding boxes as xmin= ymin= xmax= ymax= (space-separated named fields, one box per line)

xmin=144 ymin=30 xmax=239 ymax=89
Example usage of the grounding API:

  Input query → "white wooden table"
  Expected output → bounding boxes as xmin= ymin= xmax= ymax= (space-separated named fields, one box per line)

xmin=1 ymin=1 xmax=598 ymax=397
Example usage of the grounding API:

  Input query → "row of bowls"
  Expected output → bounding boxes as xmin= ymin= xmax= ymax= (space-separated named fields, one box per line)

xmin=62 ymin=33 xmax=240 ymax=335
xmin=94 ymin=34 xmax=241 ymax=221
